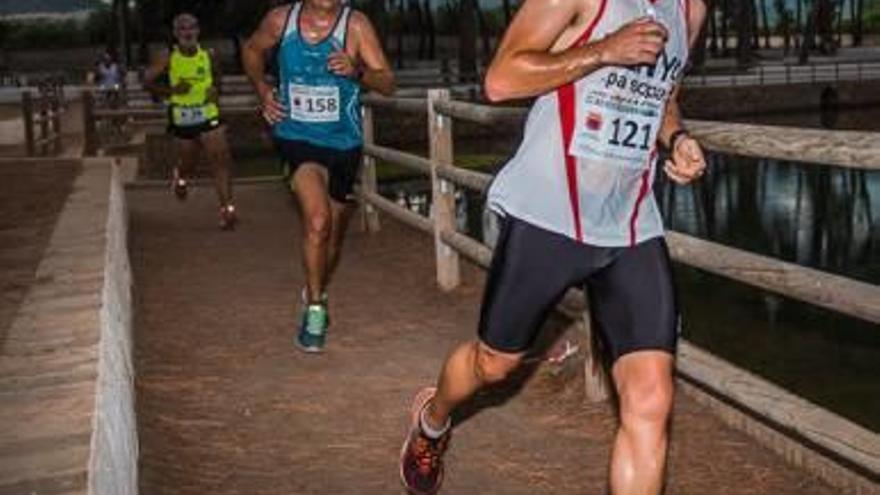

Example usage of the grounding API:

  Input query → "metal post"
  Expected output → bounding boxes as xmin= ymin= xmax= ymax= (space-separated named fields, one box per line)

xmin=428 ymin=89 xmax=460 ymax=291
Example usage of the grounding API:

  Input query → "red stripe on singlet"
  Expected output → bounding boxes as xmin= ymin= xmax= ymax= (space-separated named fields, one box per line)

xmin=556 ymin=0 xmax=608 ymax=242
xmin=629 ymin=149 xmax=658 ymax=247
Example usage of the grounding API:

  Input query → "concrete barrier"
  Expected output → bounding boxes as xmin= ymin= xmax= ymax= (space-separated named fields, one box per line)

xmin=0 ymin=158 xmax=137 ymax=495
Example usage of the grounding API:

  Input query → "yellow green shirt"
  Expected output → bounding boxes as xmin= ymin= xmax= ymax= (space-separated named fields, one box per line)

xmin=168 ymin=45 xmax=220 ymax=126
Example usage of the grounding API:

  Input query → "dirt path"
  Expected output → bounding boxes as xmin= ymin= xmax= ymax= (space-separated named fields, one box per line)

xmin=0 ymin=160 xmax=80 ymax=346
xmin=129 ymin=182 xmax=836 ymax=495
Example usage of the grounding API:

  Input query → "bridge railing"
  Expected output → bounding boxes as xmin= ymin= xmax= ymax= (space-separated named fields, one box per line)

xmin=686 ymin=60 xmax=880 ymax=87
xmin=358 ymin=90 xmax=880 ymax=495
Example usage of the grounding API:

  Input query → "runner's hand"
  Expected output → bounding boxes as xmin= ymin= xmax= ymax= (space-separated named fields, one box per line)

xmin=259 ymin=87 xmax=285 ymax=125
xmin=171 ymin=81 xmax=191 ymax=95
xmin=664 ymin=136 xmax=706 ymax=184
xmin=327 ymin=51 xmax=358 ymax=78
xmin=597 ymin=17 xmax=668 ymax=67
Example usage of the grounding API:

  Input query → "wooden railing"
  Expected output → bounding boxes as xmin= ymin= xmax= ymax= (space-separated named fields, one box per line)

xmin=357 ymin=91 xmax=880 ymax=495
xmin=21 ymin=79 xmax=64 ymax=157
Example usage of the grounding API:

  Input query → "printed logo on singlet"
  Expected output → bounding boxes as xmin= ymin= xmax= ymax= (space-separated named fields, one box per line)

xmin=570 ymin=47 xmax=684 ymax=169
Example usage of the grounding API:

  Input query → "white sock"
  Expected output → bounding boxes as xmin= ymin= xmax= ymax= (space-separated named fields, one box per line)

xmin=419 ymin=404 xmax=451 ymax=439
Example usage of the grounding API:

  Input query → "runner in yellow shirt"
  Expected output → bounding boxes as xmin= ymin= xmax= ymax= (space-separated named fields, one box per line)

xmin=144 ymin=13 xmax=237 ymax=230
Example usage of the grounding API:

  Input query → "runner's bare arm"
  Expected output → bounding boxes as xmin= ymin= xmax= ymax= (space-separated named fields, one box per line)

xmin=657 ymin=0 xmax=707 ymax=147
xmin=659 ymin=0 xmax=708 ymax=184
xmin=142 ymin=49 xmax=174 ymax=98
xmin=242 ymin=6 xmax=288 ymax=123
xmin=351 ymin=12 xmax=395 ymax=96
xmin=484 ymin=0 xmax=667 ymax=101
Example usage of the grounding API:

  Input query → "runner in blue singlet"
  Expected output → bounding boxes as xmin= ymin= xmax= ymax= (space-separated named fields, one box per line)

xmin=243 ymin=0 xmax=394 ymax=353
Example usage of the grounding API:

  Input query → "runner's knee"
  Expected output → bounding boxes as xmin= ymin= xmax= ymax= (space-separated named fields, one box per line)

xmin=305 ymin=209 xmax=331 ymax=241
xmin=618 ymin=371 xmax=673 ymax=427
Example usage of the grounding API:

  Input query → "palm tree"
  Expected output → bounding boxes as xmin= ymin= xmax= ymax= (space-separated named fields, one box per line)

xmin=759 ymin=0 xmax=771 ymax=48
xmin=395 ymin=0 xmax=406 ymax=68
xmin=502 ymin=0 xmax=513 ymax=25
xmin=411 ymin=0 xmax=426 ymax=59
xmin=735 ymin=0 xmax=755 ymax=66
xmin=799 ymin=0 xmax=819 ymax=63
xmin=853 ymin=0 xmax=864 ymax=46
xmin=708 ymin=0 xmax=719 ymax=55
xmin=475 ymin=1 xmax=492 ymax=63
xmin=113 ymin=0 xmax=131 ymax=66
xmin=720 ymin=0 xmax=729 ymax=54
xmin=458 ymin=0 xmax=477 ymax=82
xmin=816 ymin=0 xmax=836 ymax=53
xmin=423 ymin=0 xmax=435 ymax=60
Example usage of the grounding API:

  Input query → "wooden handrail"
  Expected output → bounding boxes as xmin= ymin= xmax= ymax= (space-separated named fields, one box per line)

xmin=361 ymin=191 xmax=433 ymax=233
xmin=91 ymin=106 xmax=260 ymax=119
xmin=428 ymin=98 xmax=880 ymax=170
xmin=364 ymin=144 xmax=431 ymax=175
xmin=666 ymin=232 xmax=880 ymax=324
xmin=677 ymin=342 xmax=880 ymax=479
xmin=432 ymin=99 xmax=527 ymax=125
xmin=362 ymin=94 xmax=427 ymax=113
xmin=686 ymin=120 xmax=880 ymax=170
xmin=367 ymin=136 xmax=880 ymax=326
xmin=364 ymin=143 xmax=492 ymax=192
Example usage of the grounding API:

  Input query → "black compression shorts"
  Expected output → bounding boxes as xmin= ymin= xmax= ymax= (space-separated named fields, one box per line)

xmin=274 ymin=137 xmax=362 ymax=204
xmin=478 ymin=215 xmax=679 ymax=362
xmin=168 ymin=118 xmax=221 ymax=140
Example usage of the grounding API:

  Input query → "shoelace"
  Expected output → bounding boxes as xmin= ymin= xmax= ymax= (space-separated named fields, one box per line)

xmin=305 ymin=308 xmax=327 ymax=333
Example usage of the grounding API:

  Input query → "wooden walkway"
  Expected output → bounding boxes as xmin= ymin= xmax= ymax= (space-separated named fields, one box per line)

xmin=128 ymin=182 xmax=839 ymax=495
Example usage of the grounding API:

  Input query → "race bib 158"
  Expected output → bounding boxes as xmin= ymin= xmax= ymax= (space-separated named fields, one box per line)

xmin=288 ymin=83 xmax=340 ymax=123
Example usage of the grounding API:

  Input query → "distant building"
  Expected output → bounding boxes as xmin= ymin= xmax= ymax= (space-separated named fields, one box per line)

xmin=0 ymin=0 xmax=103 ymax=23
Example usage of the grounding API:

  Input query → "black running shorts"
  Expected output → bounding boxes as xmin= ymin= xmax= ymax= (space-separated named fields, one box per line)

xmin=168 ymin=118 xmax=221 ymax=140
xmin=275 ymin=138 xmax=363 ymax=204
xmin=478 ymin=215 xmax=679 ymax=362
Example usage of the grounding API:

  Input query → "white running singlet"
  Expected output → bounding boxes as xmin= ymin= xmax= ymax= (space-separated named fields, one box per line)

xmin=488 ymin=0 xmax=690 ymax=247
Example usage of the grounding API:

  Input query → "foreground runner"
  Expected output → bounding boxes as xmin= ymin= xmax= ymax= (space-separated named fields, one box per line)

xmin=144 ymin=13 xmax=237 ymax=230
xmin=243 ymin=1 xmax=394 ymax=352
xmin=400 ymin=0 xmax=706 ymax=492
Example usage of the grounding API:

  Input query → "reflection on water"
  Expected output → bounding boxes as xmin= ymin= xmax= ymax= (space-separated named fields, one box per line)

xmin=656 ymin=155 xmax=880 ymax=431
xmin=382 ymin=153 xmax=880 ymax=431
xmin=659 ymin=155 xmax=879 ymax=282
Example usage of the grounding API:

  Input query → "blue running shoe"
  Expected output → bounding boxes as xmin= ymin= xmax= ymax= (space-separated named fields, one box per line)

xmin=296 ymin=304 xmax=328 ymax=353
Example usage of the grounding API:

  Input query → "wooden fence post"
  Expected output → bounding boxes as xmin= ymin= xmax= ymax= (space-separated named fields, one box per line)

xmin=360 ymin=105 xmax=381 ymax=233
xmin=580 ymin=301 xmax=611 ymax=403
xmin=22 ymin=91 xmax=35 ymax=157
xmin=37 ymin=90 xmax=50 ymax=156
xmin=428 ymin=89 xmax=460 ymax=291
xmin=50 ymin=86 xmax=63 ymax=155
xmin=83 ymin=91 xmax=98 ymax=156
